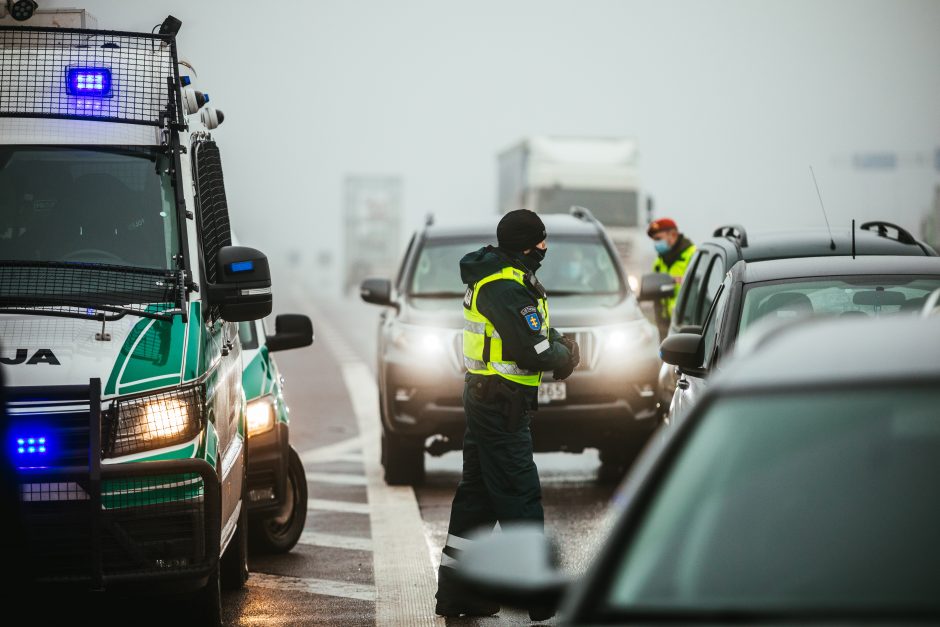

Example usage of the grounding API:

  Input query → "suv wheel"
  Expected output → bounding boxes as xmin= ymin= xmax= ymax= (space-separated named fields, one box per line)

xmin=597 ymin=441 xmax=645 ymax=484
xmin=382 ymin=430 xmax=425 ymax=486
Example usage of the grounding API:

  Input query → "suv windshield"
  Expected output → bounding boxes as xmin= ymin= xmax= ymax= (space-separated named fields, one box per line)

xmin=606 ymin=386 xmax=940 ymax=615
xmin=409 ymin=237 xmax=623 ymax=299
xmin=0 ymin=146 xmax=179 ymax=269
xmin=739 ymin=276 xmax=940 ymax=332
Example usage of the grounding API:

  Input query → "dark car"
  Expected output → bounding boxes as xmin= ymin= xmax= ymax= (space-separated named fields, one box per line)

xmin=360 ymin=210 xmax=662 ymax=485
xmin=457 ymin=315 xmax=940 ymax=624
xmin=662 ymin=255 xmax=940 ymax=421
xmin=638 ymin=221 xmax=937 ymax=406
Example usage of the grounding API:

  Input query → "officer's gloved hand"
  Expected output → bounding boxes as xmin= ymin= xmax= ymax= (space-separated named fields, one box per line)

xmin=552 ymin=336 xmax=580 ymax=381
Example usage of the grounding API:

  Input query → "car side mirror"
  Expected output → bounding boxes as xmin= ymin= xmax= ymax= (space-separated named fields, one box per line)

xmin=360 ymin=278 xmax=394 ymax=307
xmin=660 ymin=332 xmax=704 ymax=372
xmin=208 ymin=246 xmax=272 ymax=322
xmin=454 ymin=525 xmax=572 ymax=610
xmin=266 ymin=314 xmax=314 ymax=352
xmin=639 ymin=273 xmax=676 ymax=302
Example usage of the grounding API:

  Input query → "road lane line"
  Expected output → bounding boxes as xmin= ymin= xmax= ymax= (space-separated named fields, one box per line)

xmin=341 ymin=361 xmax=442 ymax=626
xmin=305 ymin=471 xmax=368 ymax=486
xmin=307 ymin=498 xmax=371 ymax=514
xmin=249 ymin=572 xmax=376 ymax=602
xmin=298 ymin=435 xmax=363 ymax=464
xmin=299 ymin=531 xmax=374 ymax=552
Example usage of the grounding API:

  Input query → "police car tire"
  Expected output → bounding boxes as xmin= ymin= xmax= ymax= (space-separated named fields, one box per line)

xmin=192 ymin=563 xmax=223 ymax=626
xmin=382 ymin=431 xmax=425 ymax=486
xmin=221 ymin=446 xmax=250 ymax=589
xmin=250 ymin=446 xmax=308 ymax=554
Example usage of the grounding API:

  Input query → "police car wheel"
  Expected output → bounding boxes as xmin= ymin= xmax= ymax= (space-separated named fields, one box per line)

xmin=382 ymin=430 xmax=425 ymax=486
xmin=190 ymin=563 xmax=222 ymax=626
xmin=221 ymin=445 xmax=250 ymax=589
xmin=250 ymin=446 xmax=308 ymax=554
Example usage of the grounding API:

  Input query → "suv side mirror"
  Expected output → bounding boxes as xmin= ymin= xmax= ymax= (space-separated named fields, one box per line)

xmin=208 ymin=246 xmax=273 ymax=322
xmin=267 ymin=314 xmax=314 ymax=352
xmin=639 ymin=273 xmax=677 ymax=302
xmin=360 ymin=278 xmax=394 ymax=307
xmin=660 ymin=332 xmax=704 ymax=371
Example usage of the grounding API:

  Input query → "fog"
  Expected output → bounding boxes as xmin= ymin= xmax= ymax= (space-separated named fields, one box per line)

xmin=41 ymin=0 xmax=940 ymax=292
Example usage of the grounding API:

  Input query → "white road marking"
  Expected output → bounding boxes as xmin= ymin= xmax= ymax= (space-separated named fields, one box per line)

xmin=307 ymin=498 xmax=371 ymax=515
xmin=249 ymin=572 xmax=376 ymax=602
xmin=341 ymin=361 xmax=443 ymax=626
xmin=305 ymin=471 xmax=368 ymax=486
xmin=298 ymin=531 xmax=374 ymax=552
xmin=299 ymin=435 xmax=364 ymax=464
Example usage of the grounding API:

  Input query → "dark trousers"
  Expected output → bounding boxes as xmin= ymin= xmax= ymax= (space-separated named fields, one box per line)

xmin=436 ymin=374 xmax=543 ymax=602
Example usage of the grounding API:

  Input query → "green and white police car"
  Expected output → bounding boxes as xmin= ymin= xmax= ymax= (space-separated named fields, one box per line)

xmin=0 ymin=18 xmax=272 ymax=624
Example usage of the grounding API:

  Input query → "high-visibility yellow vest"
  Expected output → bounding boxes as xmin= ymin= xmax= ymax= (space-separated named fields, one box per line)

xmin=463 ymin=266 xmax=549 ymax=387
xmin=652 ymin=244 xmax=696 ymax=318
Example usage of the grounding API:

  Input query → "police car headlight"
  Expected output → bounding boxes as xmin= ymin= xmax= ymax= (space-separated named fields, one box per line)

xmin=109 ymin=386 xmax=204 ymax=458
xmin=247 ymin=395 xmax=277 ymax=437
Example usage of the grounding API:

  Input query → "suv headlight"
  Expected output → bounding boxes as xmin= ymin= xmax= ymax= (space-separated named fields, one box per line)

xmin=247 ymin=395 xmax=277 ymax=437
xmin=598 ymin=320 xmax=657 ymax=354
xmin=390 ymin=322 xmax=450 ymax=356
xmin=107 ymin=386 xmax=204 ymax=458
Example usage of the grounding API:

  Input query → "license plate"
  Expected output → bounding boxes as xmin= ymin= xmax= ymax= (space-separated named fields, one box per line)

xmin=538 ymin=381 xmax=566 ymax=405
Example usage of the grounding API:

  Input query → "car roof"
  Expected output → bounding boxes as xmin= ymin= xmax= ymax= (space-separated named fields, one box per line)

xmin=423 ymin=213 xmax=600 ymax=240
xmin=703 ymin=227 xmax=934 ymax=260
xmin=713 ymin=316 xmax=940 ymax=389
xmin=739 ymin=255 xmax=940 ymax=283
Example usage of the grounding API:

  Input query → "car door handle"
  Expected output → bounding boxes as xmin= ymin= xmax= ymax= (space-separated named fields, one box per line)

xmin=677 ymin=377 xmax=690 ymax=390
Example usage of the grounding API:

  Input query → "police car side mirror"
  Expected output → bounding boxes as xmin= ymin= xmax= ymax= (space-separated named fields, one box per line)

xmin=267 ymin=314 xmax=314 ymax=352
xmin=639 ymin=273 xmax=676 ymax=302
xmin=208 ymin=246 xmax=273 ymax=322
xmin=660 ymin=332 xmax=704 ymax=371
xmin=360 ymin=278 xmax=394 ymax=308
xmin=454 ymin=525 xmax=571 ymax=611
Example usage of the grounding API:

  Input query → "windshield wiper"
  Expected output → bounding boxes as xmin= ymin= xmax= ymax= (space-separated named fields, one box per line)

xmin=409 ymin=291 xmax=466 ymax=298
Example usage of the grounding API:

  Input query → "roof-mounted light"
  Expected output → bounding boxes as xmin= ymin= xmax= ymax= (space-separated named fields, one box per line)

xmin=66 ymin=67 xmax=112 ymax=98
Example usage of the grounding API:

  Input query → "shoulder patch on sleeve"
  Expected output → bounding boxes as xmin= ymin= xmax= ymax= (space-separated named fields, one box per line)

xmin=520 ymin=305 xmax=541 ymax=331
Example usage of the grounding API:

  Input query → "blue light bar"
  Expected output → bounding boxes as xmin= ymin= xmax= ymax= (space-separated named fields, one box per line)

xmin=14 ymin=434 xmax=49 ymax=458
xmin=230 ymin=261 xmax=254 ymax=273
xmin=67 ymin=67 xmax=112 ymax=98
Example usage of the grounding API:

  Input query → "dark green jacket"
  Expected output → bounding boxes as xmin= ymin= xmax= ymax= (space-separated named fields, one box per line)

xmin=460 ymin=246 xmax=572 ymax=375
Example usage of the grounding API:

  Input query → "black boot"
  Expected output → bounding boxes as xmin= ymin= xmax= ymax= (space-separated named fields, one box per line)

xmin=435 ymin=565 xmax=500 ymax=618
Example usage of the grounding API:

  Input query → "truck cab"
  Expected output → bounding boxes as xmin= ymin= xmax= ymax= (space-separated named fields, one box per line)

xmin=0 ymin=19 xmax=272 ymax=624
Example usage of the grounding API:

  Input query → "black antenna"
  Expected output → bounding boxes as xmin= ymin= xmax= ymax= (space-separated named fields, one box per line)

xmin=851 ymin=219 xmax=856 ymax=259
xmin=810 ymin=166 xmax=836 ymax=250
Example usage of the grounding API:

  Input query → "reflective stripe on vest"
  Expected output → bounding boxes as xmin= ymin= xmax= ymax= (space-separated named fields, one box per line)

xmin=463 ymin=266 xmax=549 ymax=387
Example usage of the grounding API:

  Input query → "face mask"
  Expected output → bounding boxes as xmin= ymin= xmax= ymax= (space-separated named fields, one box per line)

xmin=529 ymin=247 xmax=547 ymax=262
xmin=654 ymin=240 xmax=670 ymax=254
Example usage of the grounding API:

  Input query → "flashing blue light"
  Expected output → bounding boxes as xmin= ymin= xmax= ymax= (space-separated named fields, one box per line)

xmin=230 ymin=260 xmax=254 ymax=273
xmin=17 ymin=438 xmax=24 ymax=445
xmin=17 ymin=447 xmax=24 ymax=454
xmin=67 ymin=67 xmax=112 ymax=97
xmin=13 ymin=433 xmax=49 ymax=457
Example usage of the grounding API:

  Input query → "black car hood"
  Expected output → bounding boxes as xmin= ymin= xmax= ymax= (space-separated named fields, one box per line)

xmin=401 ymin=293 xmax=645 ymax=329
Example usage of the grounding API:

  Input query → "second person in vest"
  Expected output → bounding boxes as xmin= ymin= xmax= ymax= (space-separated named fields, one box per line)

xmin=435 ymin=209 xmax=580 ymax=621
xmin=648 ymin=217 xmax=696 ymax=337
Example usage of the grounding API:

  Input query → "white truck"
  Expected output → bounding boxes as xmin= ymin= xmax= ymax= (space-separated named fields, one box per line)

xmin=497 ymin=136 xmax=653 ymax=284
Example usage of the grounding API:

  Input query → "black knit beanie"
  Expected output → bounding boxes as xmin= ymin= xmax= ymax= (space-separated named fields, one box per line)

xmin=497 ymin=209 xmax=546 ymax=252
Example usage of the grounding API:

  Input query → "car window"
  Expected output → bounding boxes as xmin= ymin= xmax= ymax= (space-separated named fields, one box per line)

xmin=701 ymin=277 xmax=731 ymax=368
xmin=605 ymin=386 xmax=940 ymax=615
xmin=739 ymin=276 xmax=940 ymax=333
xmin=694 ymin=256 xmax=725 ymax=325
xmin=395 ymin=233 xmax=417 ymax=290
xmin=676 ymin=251 xmax=710 ymax=327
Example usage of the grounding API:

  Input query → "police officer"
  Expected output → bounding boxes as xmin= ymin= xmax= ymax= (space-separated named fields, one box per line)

xmin=648 ymin=218 xmax=695 ymax=336
xmin=435 ymin=209 xmax=580 ymax=621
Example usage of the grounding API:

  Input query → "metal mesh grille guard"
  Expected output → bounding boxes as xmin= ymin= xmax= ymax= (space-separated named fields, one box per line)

xmin=0 ymin=25 xmax=182 ymax=127
xmin=0 ymin=260 xmax=185 ymax=321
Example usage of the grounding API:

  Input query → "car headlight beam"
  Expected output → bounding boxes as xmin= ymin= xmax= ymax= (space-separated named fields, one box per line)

xmin=109 ymin=386 xmax=204 ymax=458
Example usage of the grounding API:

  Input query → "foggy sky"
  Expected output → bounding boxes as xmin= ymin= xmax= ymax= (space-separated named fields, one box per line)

xmin=38 ymin=0 xmax=940 ymax=291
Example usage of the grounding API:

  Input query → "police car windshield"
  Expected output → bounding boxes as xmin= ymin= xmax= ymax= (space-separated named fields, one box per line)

xmin=739 ymin=276 xmax=940 ymax=332
xmin=0 ymin=146 xmax=179 ymax=269
xmin=409 ymin=238 xmax=623 ymax=297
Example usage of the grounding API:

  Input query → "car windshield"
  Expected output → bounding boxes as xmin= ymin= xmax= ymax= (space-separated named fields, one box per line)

xmin=0 ymin=146 xmax=179 ymax=269
xmin=739 ymin=276 xmax=940 ymax=333
xmin=409 ymin=237 xmax=623 ymax=299
xmin=605 ymin=387 xmax=940 ymax=616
